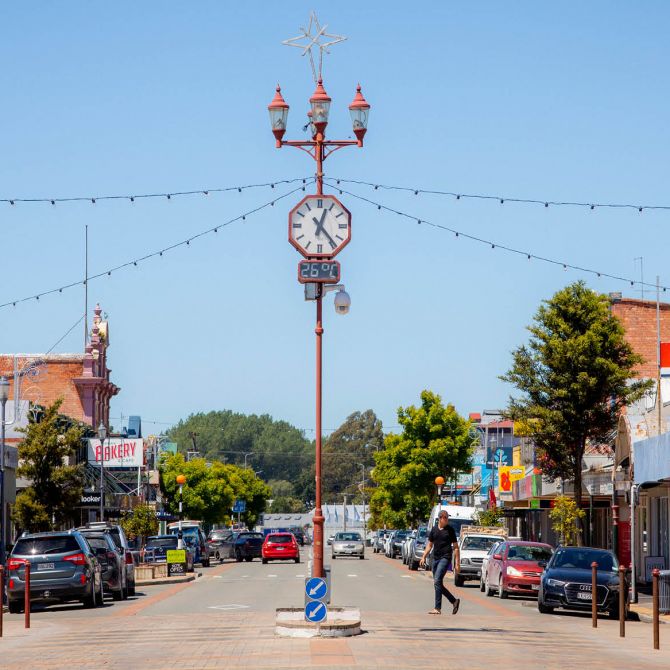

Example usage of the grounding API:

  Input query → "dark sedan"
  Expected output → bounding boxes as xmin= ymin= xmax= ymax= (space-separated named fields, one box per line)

xmin=538 ymin=546 xmax=628 ymax=619
xmin=220 ymin=531 xmax=264 ymax=562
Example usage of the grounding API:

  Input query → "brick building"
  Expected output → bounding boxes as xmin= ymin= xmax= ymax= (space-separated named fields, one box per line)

xmin=610 ymin=295 xmax=670 ymax=378
xmin=0 ymin=303 xmax=120 ymax=429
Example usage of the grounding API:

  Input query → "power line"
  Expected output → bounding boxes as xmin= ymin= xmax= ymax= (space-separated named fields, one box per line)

xmin=327 ymin=177 xmax=670 ymax=214
xmin=325 ymin=182 xmax=669 ymax=292
xmin=0 ymin=183 xmax=312 ymax=310
xmin=45 ymin=313 xmax=86 ymax=355
xmin=0 ymin=178 xmax=309 ymax=207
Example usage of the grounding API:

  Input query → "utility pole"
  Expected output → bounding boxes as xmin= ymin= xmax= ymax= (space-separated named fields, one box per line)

xmin=657 ymin=275 xmax=662 ymax=436
xmin=343 ymin=493 xmax=348 ymax=532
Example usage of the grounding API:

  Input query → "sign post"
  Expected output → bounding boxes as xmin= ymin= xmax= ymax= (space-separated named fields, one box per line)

xmin=304 ymin=576 xmax=329 ymax=623
xmin=166 ymin=549 xmax=187 ymax=577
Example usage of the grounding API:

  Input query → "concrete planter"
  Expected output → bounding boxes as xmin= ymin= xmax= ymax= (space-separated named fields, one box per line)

xmin=275 ymin=607 xmax=361 ymax=638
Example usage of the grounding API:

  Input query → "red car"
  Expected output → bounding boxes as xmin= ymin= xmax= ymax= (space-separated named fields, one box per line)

xmin=262 ymin=533 xmax=300 ymax=564
xmin=485 ymin=541 xmax=553 ymax=598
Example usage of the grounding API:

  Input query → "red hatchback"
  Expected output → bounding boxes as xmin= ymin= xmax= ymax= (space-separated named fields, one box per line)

xmin=262 ymin=533 xmax=300 ymax=564
xmin=485 ymin=541 xmax=553 ymax=598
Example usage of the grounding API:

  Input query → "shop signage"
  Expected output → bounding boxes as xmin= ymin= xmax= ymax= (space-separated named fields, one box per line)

xmin=87 ymin=438 xmax=144 ymax=468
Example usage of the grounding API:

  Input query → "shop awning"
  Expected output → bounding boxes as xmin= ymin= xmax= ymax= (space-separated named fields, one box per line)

xmin=634 ymin=432 xmax=670 ymax=484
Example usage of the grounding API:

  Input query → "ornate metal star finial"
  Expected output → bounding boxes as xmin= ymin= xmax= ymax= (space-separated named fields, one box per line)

xmin=282 ymin=12 xmax=346 ymax=83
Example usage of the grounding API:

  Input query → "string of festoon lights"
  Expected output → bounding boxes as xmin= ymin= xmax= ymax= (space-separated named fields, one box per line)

xmin=322 ymin=179 xmax=669 ymax=292
xmin=0 ymin=177 xmax=309 ymax=207
xmin=0 ymin=183 xmax=313 ymax=309
xmin=328 ymin=177 xmax=670 ymax=214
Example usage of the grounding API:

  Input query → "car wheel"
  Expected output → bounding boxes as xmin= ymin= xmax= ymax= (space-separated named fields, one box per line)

xmin=262 ymin=558 xmax=268 ymax=564
xmin=538 ymin=601 xmax=554 ymax=614
xmin=454 ymin=574 xmax=464 ymax=587
xmin=485 ymin=576 xmax=494 ymax=597
xmin=245 ymin=556 xmax=252 ymax=562
xmin=608 ymin=607 xmax=622 ymax=620
xmin=295 ymin=557 xmax=300 ymax=564
xmin=480 ymin=578 xmax=485 ymax=593
xmin=409 ymin=559 xmax=418 ymax=571
xmin=128 ymin=580 xmax=136 ymax=596
xmin=498 ymin=578 xmax=508 ymax=599
xmin=83 ymin=583 xmax=97 ymax=608
xmin=8 ymin=600 xmax=23 ymax=614
xmin=235 ymin=550 xmax=243 ymax=563
xmin=359 ymin=555 xmax=365 ymax=560
xmin=113 ymin=585 xmax=123 ymax=601
xmin=332 ymin=554 xmax=337 ymax=560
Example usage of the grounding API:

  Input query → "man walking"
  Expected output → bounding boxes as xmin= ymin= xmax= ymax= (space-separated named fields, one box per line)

xmin=420 ymin=510 xmax=460 ymax=615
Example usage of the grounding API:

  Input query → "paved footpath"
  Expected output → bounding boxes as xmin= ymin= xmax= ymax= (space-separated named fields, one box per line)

xmin=1 ymin=549 xmax=668 ymax=669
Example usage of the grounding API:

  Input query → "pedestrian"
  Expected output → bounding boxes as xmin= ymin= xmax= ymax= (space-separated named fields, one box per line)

xmin=419 ymin=510 xmax=460 ymax=615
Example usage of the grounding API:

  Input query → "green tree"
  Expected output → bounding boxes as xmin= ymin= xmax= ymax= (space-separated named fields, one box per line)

xmin=267 ymin=496 xmax=305 ymax=513
xmin=268 ymin=479 xmax=295 ymax=498
xmin=476 ymin=507 xmax=505 ymax=527
xmin=13 ymin=399 xmax=85 ymax=532
xmin=369 ymin=391 xmax=476 ymax=528
xmin=501 ymin=282 xmax=652 ymax=516
xmin=159 ymin=453 xmax=270 ymax=529
xmin=549 ymin=496 xmax=586 ymax=545
xmin=120 ymin=504 xmax=159 ymax=546
xmin=166 ymin=411 xmax=313 ymax=494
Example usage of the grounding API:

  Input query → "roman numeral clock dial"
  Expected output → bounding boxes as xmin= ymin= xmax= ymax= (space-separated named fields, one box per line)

xmin=289 ymin=195 xmax=351 ymax=258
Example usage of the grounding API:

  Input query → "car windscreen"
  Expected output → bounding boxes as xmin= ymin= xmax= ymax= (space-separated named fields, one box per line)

xmin=147 ymin=538 xmax=178 ymax=549
xmin=461 ymin=536 xmax=502 ymax=551
xmin=447 ymin=520 xmax=473 ymax=536
xmin=417 ymin=528 xmax=428 ymax=540
xmin=335 ymin=533 xmax=361 ymax=541
xmin=506 ymin=545 xmax=553 ymax=562
xmin=551 ymin=548 xmax=616 ymax=571
xmin=13 ymin=536 xmax=82 ymax=556
xmin=394 ymin=531 xmax=409 ymax=540
xmin=239 ymin=533 xmax=264 ymax=540
xmin=268 ymin=534 xmax=293 ymax=543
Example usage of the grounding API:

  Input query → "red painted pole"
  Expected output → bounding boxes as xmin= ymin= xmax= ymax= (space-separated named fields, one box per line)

xmin=653 ymin=568 xmax=659 ymax=650
xmin=619 ymin=564 xmax=626 ymax=637
xmin=24 ymin=562 xmax=30 ymax=629
xmin=313 ymin=291 xmax=325 ymax=579
xmin=0 ymin=565 xmax=4 ymax=638
xmin=591 ymin=561 xmax=598 ymax=628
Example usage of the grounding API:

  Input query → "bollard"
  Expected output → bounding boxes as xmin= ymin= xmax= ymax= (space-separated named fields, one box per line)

xmin=0 ymin=565 xmax=4 ymax=638
xmin=653 ymin=568 xmax=659 ymax=650
xmin=591 ymin=561 xmax=598 ymax=628
xmin=24 ymin=561 xmax=30 ymax=629
xmin=619 ymin=564 xmax=626 ymax=638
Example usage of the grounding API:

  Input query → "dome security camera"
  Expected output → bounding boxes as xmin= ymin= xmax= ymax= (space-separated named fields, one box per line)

xmin=334 ymin=289 xmax=351 ymax=315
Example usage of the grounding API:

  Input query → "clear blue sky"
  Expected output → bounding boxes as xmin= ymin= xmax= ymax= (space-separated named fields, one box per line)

xmin=1 ymin=2 xmax=669 ymax=435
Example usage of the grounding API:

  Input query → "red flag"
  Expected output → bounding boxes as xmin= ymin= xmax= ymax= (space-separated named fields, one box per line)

xmin=488 ymin=486 xmax=497 ymax=509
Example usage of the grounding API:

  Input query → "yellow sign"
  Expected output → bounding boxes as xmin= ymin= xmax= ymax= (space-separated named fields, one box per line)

xmin=499 ymin=465 xmax=525 ymax=492
xmin=166 ymin=549 xmax=186 ymax=564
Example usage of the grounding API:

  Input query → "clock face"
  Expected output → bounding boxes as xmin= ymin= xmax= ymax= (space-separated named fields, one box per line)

xmin=288 ymin=195 xmax=351 ymax=258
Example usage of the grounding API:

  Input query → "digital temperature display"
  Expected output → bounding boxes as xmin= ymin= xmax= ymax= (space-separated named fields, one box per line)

xmin=298 ymin=260 xmax=341 ymax=284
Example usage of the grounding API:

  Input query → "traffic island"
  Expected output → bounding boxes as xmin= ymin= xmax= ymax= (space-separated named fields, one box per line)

xmin=275 ymin=607 xmax=361 ymax=638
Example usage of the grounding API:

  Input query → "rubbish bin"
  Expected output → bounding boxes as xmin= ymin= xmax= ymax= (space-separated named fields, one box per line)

xmin=659 ymin=570 xmax=670 ymax=614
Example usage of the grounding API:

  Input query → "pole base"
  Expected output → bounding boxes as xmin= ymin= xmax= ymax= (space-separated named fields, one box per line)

xmin=275 ymin=607 xmax=361 ymax=638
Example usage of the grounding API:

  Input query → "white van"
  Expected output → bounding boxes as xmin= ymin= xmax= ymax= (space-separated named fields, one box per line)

xmin=427 ymin=504 xmax=477 ymax=537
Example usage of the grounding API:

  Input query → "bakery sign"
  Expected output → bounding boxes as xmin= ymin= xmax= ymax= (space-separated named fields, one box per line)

xmin=87 ymin=438 xmax=144 ymax=468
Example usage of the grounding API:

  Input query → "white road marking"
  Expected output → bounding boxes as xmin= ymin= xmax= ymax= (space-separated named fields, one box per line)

xmin=296 ymin=574 xmax=305 ymax=578
xmin=401 ymin=575 xmax=412 ymax=578
xmin=208 ymin=604 xmax=250 ymax=611
xmin=213 ymin=575 xmax=223 ymax=579
xmin=347 ymin=574 xmax=358 ymax=577
xmin=268 ymin=574 xmax=277 ymax=578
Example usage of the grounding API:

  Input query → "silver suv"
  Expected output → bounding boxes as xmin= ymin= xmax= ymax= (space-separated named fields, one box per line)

xmin=7 ymin=531 xmax=103 ymax=612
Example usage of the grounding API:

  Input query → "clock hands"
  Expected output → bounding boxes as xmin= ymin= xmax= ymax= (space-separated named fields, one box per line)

xmin=312 ymin=210 xmax=337 ymax=249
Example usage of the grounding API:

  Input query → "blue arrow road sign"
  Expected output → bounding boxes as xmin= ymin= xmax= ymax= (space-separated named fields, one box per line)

xmin=232 ymin=500 xmax=246 ymax=513
xmin=304 ymin=600 xmax=327 ymax=623
xmin=304 ymin=577 xmax=328 ymax=601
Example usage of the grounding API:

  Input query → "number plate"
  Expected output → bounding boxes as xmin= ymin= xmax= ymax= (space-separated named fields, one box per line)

xmin=532 ymin=584 xmax=540 ymax=590
xmin=37 ymin=563 xmax=55 ymax=571
xmin=577 ymin=592 xmax=592 ymax=600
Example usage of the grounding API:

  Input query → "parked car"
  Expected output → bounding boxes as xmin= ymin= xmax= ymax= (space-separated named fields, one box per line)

xmin=289 ymin=527 xmax=306 ymax=546
xmin=6 ymin=531 xmax=103 ymax=612
xmin=387 ymin=530 xmax=410 ymax=559
xmin=262 ymin=533 xmax=300 ymax=564
xmin=538 ymin=546 xmax=629 ymax=619
xmin=327 ymin=534 xmax=335 ymax=546
xmin=408 ymin=526 xmax=429 ymax=571
xmin=220 ymin=531 xmax=264 ymax=562
xmin=331 ymin=532 xmax=365 ymax=559
xmin=484 ymin=541 xmax=554 ymax=598
xmin=167 ymin=523 xmax=211 ymax=567
xmin=373 ymin=530 xmax=390 ymax=554
xmin=144 ymin=535 xmax=195 ymax=572
xmin=401 ymin=530 xmax=417 ymax=565
xmin=76 ymin=522 xmax=136 ymax=596
xmin=207 ymin=529 xmax=232 ymax=563
xmin=479 ymin=541 xmax=504 ymax=592
xmin=84 ymin=532 xmax=127 ymax=601
xmin=455 ymin=526 xmax=508 ymax=587
xmin=383 ymin=531 xmax=396 ymax=557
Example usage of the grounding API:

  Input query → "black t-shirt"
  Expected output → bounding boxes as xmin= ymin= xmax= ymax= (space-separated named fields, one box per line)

xmin=428 ymin=524 xmax=457 ymax=561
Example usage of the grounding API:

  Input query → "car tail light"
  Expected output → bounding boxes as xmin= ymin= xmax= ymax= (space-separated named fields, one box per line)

xmin=125 ymin=552 xmax=134 ymax=565
xmin=9 ymin=578 xmax=15 ymax=588
xmin=7 ymin=557 xmax=26 ymax=571
xmin=63 ymin=552 xmax=87 ymax=566
xmin=80 ymin=574 xmax=87 ymax=585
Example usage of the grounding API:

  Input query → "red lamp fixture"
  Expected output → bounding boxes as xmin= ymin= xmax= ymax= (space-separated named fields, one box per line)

xmin=348 ymin=84 xmax=370 ymax=146
xmin=309 ymin=79 xmax=332 ymax=134
xmin=268 ymin=85 xmax=289 ymax=147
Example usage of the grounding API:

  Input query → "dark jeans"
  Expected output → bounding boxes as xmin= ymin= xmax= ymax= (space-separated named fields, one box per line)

xmin=432 ymin=556 xmax=456 ymax=610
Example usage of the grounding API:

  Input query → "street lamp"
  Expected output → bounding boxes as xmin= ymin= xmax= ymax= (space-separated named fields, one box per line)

xmin=176 ymin=474 xmax=186 ymax=549
xmin=0 ymin=376 xmax=10 ymax=566
xmin=269 ymin=76 xmax=371 ymax=580
xmin=97 ymin=422 xmax=107 ymax=522
xmin=435 ymin=476 xmax=445 ymax=501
